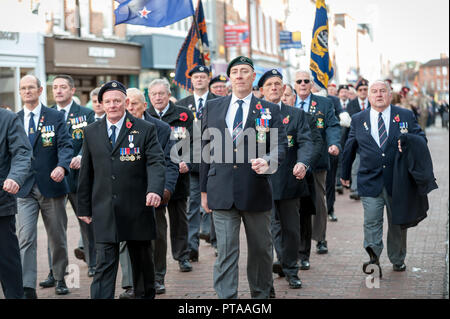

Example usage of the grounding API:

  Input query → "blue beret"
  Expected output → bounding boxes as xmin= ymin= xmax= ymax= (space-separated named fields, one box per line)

xmin=356 ymin=79 xmax=369 ymax=90
xmin=227 ymin=56 xmax=254 ymax=77
xmin=98 ymin=80 xmax=127 ymax=103
xmin=258 ymin=69 xmax=283 ymax=88
xmin=188 ymin=65 xmax=210 ymax=77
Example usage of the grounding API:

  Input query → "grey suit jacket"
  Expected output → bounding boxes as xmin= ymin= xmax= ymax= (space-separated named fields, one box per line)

xmin=0 ymin=109 xmax=33 ymax=216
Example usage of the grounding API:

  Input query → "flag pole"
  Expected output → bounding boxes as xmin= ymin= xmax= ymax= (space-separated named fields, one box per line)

xmin=192 ymin=1 xmax=206 ymax=66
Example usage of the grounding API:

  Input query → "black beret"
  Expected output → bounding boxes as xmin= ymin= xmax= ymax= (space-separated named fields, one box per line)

xmin=227 ymin=56 xmax=254 ymax=77
xmin=356 ymin=79 xmax=369 ymax=90
xmin=209 ymin=74 xmax=228 ymax=87
xmin=188 ymin=65 xmax=210 ymax=77
xmin=258 ymin=69 xmax=283 ymax=88
xmin=98 ymin=80 xmax=127 ymax=103
xmin=338 ymin=84 xmax=349 ymax=93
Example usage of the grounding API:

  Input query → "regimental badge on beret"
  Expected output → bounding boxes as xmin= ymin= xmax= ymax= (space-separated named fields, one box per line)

xmin=219 ymin=75 xmax=226 ymax=81
xmin=227 ymin=56 xmax=254 ymax=77
xmin=112 ymin=82 xmax=117 ymax=87
xmin=199 ymin=66 xmax=204 ymax=72
xmin=257 ymin=69 xmax=283 ymax=88
xmin=272 ymin=70 xmax=277 ymax=75
xmin=240 ymin=57 xmax=246 ymax=62
xmin=98 ymin=80 xmax=127 ymax=103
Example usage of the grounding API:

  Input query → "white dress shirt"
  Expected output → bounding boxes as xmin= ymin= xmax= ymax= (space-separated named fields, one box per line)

xmin=23 ymin=103 xmax=42 ymax=136
xmin=106 ymin=112 xmax=126 ymax=139
xmin=226 ymin=92 xmax=253 ymax=136
xmin=358 ymin=97 xmax=369 ymax=110
xmin=194 ymin=91 xmax=209 ymax=112
xmin=370 ymin=105 xmax=391 ymax=147
xmin=156 ymin=103 xmax=170 ymax=118
xmin=56 ymin=100 xmax=74 ymax=121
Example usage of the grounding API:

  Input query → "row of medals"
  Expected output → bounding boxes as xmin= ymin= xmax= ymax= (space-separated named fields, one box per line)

xmin=120 ymin=136 xmax=140 ymax=161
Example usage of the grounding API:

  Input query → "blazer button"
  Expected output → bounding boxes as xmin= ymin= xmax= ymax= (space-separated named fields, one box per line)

xmin=111 ymin=157 xmax=115 ymax=161
xmin=233 ymin=165 xmax=237 ymax=169
xmin=113 ymin=194 xmax=117 ymax=199
xmin=383 ymin=165 xmax=386 ymax=168
xmin=234 ymin=148 xmax=237 ymax=152
xmin=382 ymin=153 xmax=385 ymax=157
xmin=111 ymin=175 xmax=116 ymax=180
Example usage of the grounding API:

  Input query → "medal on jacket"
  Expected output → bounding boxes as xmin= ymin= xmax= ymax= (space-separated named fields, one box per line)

xmin=128 ymin=135 xmax=134 ymax=148
xmin=316 ymin=117 xmax=324 ymax=129
xmin=41 ymin=125 xmax=55 ymax=147
xmin=171 ymin=126 xmax=186 ymax=139
xmin=71 ymin=117 xmax=85 ymax=140
xmin=400 ymin=122 xmax=408 ymax=134
xmin=256 ymin=118 xmax=269 ymax=143
xmin=287 ymin=135 xmax=294 ymax=147
xmin=260 ymin=108 xmax=272 ymax=120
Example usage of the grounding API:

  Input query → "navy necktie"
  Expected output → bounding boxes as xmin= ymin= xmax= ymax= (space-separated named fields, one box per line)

xmin=233 ymin=100 xmax=244 ymax=145
xmin=198 ymin=98 xmax=204 ymax=119
xmin=60 ymin=108 xmax=66 ymax=121
xmin=28 ymin=112 xmax=36 ymax=146
xmin=110 ymin=125 xmax=116 ymax=148
xmin=300 ymin=101 xmax=306 ymax=112
xmin=159 ymin=111 xmax=164 ymax=119
xmin=95 ymin=117 xmax=101 ymax=122
xmin=378 ymin=112 xmax=387 ymax=150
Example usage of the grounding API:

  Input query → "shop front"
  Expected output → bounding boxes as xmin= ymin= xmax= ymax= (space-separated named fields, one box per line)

xmin=44 ymin=36 xmax=141 ymax=106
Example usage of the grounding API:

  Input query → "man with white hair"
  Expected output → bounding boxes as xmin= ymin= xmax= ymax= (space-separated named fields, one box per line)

xmin=341 ymin=80 xmax=428 ymax=275
xmin=293 ymin=70 xmax=341 ymax=265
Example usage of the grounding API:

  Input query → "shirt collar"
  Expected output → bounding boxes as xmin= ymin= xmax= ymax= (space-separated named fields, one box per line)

xmin=194 ymin=91 xmax=209 ymax=104
xmin=297 ymin=93 xmax=311 ymax=105
xmin=158 ymin=103 xmax=171 ymax=117
xmin=370 ymin=104 xmax=391 ymax=118
xmin=56 ymin=100 xmax=74 ymax=113
xmin=230 ymin=92 xmax=253 ymax=107
xmin=106 ymin=112 xmax=126 ymax=132
xmin=23 ymin=103 xmax=42 ymax=118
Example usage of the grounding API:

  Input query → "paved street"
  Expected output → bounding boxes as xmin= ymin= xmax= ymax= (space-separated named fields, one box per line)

xmin=2 ymin=123 xmax=448 ymax=300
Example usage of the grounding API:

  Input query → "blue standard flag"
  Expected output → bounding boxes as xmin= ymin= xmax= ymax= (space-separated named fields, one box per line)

xmin=114 ymin=0 xmax=194 ymax=27
xmin=310 ymin=0 xmax=334 ymax=89
xmin=173 ymin=0 xmax=210 ymax=92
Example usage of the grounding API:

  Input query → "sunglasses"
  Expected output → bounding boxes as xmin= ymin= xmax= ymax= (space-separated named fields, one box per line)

xmin=296 ymin=79 xmax=310 ymax=84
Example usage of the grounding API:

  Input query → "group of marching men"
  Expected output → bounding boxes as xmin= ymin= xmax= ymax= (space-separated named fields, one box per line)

xmin=0 ymin=54 xmax=434 ymax=299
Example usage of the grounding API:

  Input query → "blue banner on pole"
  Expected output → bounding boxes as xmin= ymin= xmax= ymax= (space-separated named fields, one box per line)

xmin=280 ymin=31 xmax=302 ymax=50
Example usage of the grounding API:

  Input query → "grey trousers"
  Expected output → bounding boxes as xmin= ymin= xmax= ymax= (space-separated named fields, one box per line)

xmin=213 ymin=208 xmax=272 ymax=299
xmin=187 ymin=173 xmax=203 ymax=252
xmin=351 ymin=153 xmax=360 ymax=192
xmin=16 ymin=184 xmax=68 ymax=288
xmin=312 ymin=170 xmax=328 ymax=242
xmin=361 ymin=188 xmax=407 ymax=265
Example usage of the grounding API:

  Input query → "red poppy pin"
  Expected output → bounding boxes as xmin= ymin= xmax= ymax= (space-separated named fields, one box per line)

xmin=126 ymin=118 xmax=133 ymax=129
xmin=256 ymin=102 xmax=263 ymax=110
xmin=179 ymin=112 xmax=188 ymax=122
xmin=394 ymin=114 xmax=400 ymax=123
xmin=282 ymin=115 xmax=290 ymax=124
xmin=311 ymin=101 xmax=317 ymax=107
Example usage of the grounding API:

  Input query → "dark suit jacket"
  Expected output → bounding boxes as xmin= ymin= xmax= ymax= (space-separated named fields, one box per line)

xmin=177 ymin=91 xmax=219 ymax=173
xmin=200 ymin=94 xmax=287 ymax=212
xmin=148 ymin=101 xmax=194 ymax=200
xmin=392 ymin=133 xmax=438 ymax=228
xmin=143 ymin=111 xmax=179 ymax=195
xmin=341 ymin=98 xmax=371 ymax=146
xmin=0 ymin=109 xmax=33 ymax=216
xmin=270 ymin=103 xmax=312 ymax=201
xmin=304 ymin=94 xmax=341 ymax=171
xmin=341 ymin=105 xmax=425 ymax=197
xmin=51 ymin=102 xmax=95 ymax=193
xmin=17 ymin=105 xmax=73 ymax=198
xmin=328 ymin=95 xmax=343 ymax=118
xmin=77 ymin=111 xmax=166 ymax=243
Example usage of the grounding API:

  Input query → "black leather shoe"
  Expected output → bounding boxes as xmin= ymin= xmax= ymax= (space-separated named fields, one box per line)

xmin=299 ymin=260 xmax=310 ymax=270
xmin=39 ymin=271 xmax=56 ymax=288
xmin=74 ymin=247 xmax=86 ymax=262
xmin=363 ymin=246 xmax=382 ymax=278
xmin=393 ymin=263 xmax=406 ymax=272
xmin=189 ymin=249 xmax=199 ymax=262
xmin=55 ymin=280 xmax=69 ymax=295
xmin=335 ymin=185 xmax=344 ymax=194
xmin=87 ymin=267 xmax=96 ymax=277
xmin=349 ymin=192 xmax=360 ymax=200
xmin=272 ymin=261 xmax=285 ymax=277
xmin=23 ymin=287 xmax=37 ymax=299
xmin=179 ymin=259 xmax=193 ymax=272
xmin=316 ymin=241 xmax=328 ymax=254
xmin=328 ymin=212 xmax=338 ymax=222
xmin=286 ymin=275 xmax=302 ymax=289
xmin=119 ymin=287 xmax=135 ymax=299
xmin=269 ymin=286 xmax=276 ymax=298
xmin=155 ymin=281 xmax=166 ymax=294
xmin=199 ymin=232 xmax=211 ymax=243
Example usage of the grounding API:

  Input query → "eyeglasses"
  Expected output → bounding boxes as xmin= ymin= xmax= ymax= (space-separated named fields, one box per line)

xmin=296 ymin=79 xmax=310 ymax=84
xmin=358 ymin=88 xmax=368 ymax=92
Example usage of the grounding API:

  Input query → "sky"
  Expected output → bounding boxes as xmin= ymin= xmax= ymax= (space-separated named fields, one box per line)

xmin=326 ymin=0 xmax=449 ymax=65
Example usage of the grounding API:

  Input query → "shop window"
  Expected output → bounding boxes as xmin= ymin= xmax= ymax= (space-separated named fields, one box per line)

xmin=0 ymin=67 xmax=16 ymax=110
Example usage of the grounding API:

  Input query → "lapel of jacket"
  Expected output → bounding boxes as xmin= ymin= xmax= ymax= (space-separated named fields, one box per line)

xmin=112 ymin=111 xmax=134 ymax=154
xmin=280 ymin=102 xmax=293 ymax=130
xmin=243 ymin=95 xmax=259 ymax=131
xmin=99 ymin=116 xmax=111 ymax=151
xmin=187 ymin=95 xmax=196 ymax=113
xmin=386 ymin=105 xmax=399 ymax=148
xmin=362 ymin=109 xmax=380 ymax=149
xmin=33 ymin=105 xmax=47 ymax=149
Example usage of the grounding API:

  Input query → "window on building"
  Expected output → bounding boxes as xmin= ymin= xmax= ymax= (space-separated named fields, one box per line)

xmin=258 ymin=6 xmax=264 ymax=53
xmin=250 ymin=0 xmax=258 ymax=51
xmin=437 ymin=80 xmax=441 ymax=91
xmin=430 ymin=81 xmax=435 ymax=90
xmin=90 ymin=0 xmax=114 ymax=37
xmin=271 ymin=18 xmax=277 ymax=55
xmin=436 ymin=66 xmax=441 ymax=75
xmin=443 ymin=66 xmax=448 ymax=76
xmin=265 ymin=15 xmax=271 ymax=53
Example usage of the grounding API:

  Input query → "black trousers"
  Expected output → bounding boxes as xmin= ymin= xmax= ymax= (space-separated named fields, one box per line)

xmin=298 ymin=212 xmax=312 ymax=262
xmin=326 ymin=154 xmax=339 ymax=214
xmin=0 ymin=215 xmax=23 ymax=299
xmin=91 ymin=241 xmax=155 ymax=299
xmin=167 ymin=198 xmax=190 ymax=261
xmin=271 ymin=198 xmax=301 ymax=278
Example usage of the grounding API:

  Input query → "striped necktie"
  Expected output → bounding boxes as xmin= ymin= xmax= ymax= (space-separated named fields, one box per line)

xmin=378 ymin=112 xmax=387 ymax=150
xmin=232 ymin=100 xmax=244 ymax=145
xmin=198 ymin=98 xmax=204 ymax=119
xmin=28 ymin=112 xmax=36 ymax=146
xmin=110 ymin=125 xmax=116 ymax=148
